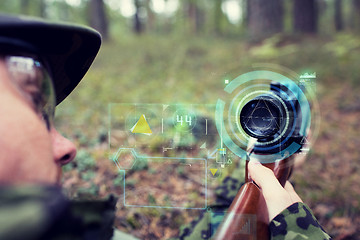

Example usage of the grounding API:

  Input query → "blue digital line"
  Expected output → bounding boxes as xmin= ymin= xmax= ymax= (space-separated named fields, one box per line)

xmin=116 ymin=148 xmax=208 ymax=210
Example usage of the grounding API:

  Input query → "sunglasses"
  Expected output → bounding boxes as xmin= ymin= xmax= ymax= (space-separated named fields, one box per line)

xmin=4 ymin=55 xmax=55 ymax=130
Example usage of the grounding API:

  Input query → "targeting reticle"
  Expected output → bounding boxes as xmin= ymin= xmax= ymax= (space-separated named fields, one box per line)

xmin=240 ymin=94 xmax=285 ymax=139
xmin=215 ymin=70 xmax=317 ymax=163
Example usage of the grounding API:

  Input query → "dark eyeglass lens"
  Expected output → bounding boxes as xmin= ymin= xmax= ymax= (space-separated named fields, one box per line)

xmin=5 ymin=56 xmax=55 ymax=130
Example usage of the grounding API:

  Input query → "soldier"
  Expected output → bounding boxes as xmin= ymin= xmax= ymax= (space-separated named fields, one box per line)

xmin=0 ymin=14 xmax=140 ymax=240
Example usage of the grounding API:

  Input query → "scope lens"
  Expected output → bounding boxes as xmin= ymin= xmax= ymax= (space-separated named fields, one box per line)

xmin=240 ymin=96 xmax=283 ymax=139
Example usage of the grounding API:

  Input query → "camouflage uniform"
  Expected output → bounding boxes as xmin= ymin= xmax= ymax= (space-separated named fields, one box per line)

xmin=0 ymin=185 xmax=116 ymax=240
xmin=174 ymin=173 xmax=332 ymax=240
xmin=270 ymin=202 xmax=331 ymax=240
xmin=0 ymin=180 xmax=331 ymax=240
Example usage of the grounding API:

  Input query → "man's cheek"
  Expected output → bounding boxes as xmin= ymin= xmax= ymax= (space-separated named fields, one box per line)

xmin=0 ymin=105 xmax=55 ymax=182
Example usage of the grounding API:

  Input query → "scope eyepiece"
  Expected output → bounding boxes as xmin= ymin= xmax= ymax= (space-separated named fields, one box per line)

xmin=240 ymin=94 xmax=285 ymax=140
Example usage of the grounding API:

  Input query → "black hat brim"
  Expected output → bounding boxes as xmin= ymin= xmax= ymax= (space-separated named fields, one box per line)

xmin=0 ymin=14 xmax=101 ymax=105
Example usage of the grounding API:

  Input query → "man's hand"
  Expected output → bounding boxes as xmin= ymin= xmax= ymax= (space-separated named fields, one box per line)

xmin=248 ymin=161 xmax=303 ymax=222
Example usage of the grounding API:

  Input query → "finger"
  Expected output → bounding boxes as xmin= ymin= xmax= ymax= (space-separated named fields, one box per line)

xmin=248 ymin=161 xmax=284 ymax=200
xmin=248 ymin=161 xmax=293 ymax=220
xmin=246 ymin=137 xmax=257 ymax=152
xmin=284 ymin=181 xmax=303 ymax=203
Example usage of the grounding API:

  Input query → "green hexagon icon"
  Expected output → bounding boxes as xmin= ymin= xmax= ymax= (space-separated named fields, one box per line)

xmin=112 ymin=148 xmax=138 ymax=170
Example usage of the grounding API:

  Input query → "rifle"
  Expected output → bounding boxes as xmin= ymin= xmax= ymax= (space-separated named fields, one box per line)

xmin=213 ymin=157 xmax=294 ymax=240
xmin=214 ymin=80 xmax=307 ymax=240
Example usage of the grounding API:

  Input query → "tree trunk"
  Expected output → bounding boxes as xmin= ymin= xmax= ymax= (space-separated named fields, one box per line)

xmin=185 ymin=0 xmax=203 ymax=34
xmin=145 ymin=0 xmax=155 ymax=32
xmin=244 ymin=0 xmax=250 ymax=27
xmin=334 ymin=0 xmax=343 ymax=31
xmin=247 ymin=0 xmax=284 ymax=41
xmin=188 ymin=1 xmax=197 ymax=33
xmin=20 ymin=0 xmax=30 ymax=15
xmin=39 ymin=0 xmax=46 ymax=18
xmin=133 ymin=0 xmax=143 ymax=34
xmin=196 ymin=5 xmax=205 ymax=33
xmin=293 ymin=0 xmax=318 ymax=33
xmin=214 ymin=0 xmax=223 ymax=35
xmin=89 ymin=0 xmax=109 ymax=40
xmin=352 ymin=0 xmax=360 ymax=31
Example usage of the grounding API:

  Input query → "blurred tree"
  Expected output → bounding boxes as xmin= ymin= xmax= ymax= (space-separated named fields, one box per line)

xmin=237 ymin=0 xmax=249 ymax=35
xmin=134 ymin=0 xmax=143 ymax=34
xmin=283 ymin=0 xmax=293 ymax=32
xmin=247 ymin=0 xmax=284 ymax=40
xmin=145 ymin=0 xmax=155 ymax=32
xmin=334 ymin=0 xmax=343 ymax=31
xmin=89 ymin=0 xmax=109 ymax=40
xmin=353 ymin=0 xmax=360 ymax=31
xmin=20 ymin=0 xmax=30 ymax=14
xmin=54 ymin=1 xmax=70 ymax=21
xmin=185 ymin=0 xmax=204 ymax=34
xmin=293 ymin=0 xmax=318 ymax=33
xmin=214 ymin=0 xmax=224 ymax=35
xmin=244 ymin=0 xmax=249 ymax=26
xmin=39 ymin=0 xmax=46 ymax=18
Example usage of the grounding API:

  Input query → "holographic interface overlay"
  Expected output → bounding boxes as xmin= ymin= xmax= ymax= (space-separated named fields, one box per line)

xmin=215 ymin=69 xmax=319 ymax=164
xmin=114 ymin=149 xmax=206 ymax=209
xmin=211 ymin=211 xmax=257 ymax=239
xmin=108 ymin=68 xmax=319 ymax=211
xmin=109 ymin=104 xmax=224 ymax=209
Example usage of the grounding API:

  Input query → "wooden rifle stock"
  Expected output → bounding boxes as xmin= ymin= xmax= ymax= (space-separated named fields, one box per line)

xmin=213 ymin=158 xmax=293 ymax=240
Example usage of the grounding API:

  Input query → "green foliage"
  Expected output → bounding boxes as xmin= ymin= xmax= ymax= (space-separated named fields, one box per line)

xmin=62 ymin=162 xmax=74 ymax=172
xmin=324 ymin=34 xmax=360 ymax=58
xmin=169 ymin=211 xmax=185 ymax=228
xmin=140 ymin=208 xmax=161 ymax=218
xmin=126 ymin=179 xmax=137 ymax=188
xmin=176 ymin=166 xmax=185 ymax=176
xmin=163 ymin=195 xmax=171 ymax=205
xmin=113 ymin=176 xmax=124 ymax=187
xmin=75 ymin=149 xmax=96 ymax=172
xmin=148 ymin=167 xmax=157 ymax=175
xmin=81 ymin=171 xmax=96 ymax=181
xmin=147 ymin=193 xmax=157 ymax=205
xmin=129 ymin=158 xmax=148 ymax=172
xmin=126 ymin=215 xmax=141 ymax=229
xmin=249 ymin=34 xmax=298 ymax=59
xmin=77 ymin=183 xmax=99 ymax=198
xmin=189 ymin=192 xmax=200 ymax=201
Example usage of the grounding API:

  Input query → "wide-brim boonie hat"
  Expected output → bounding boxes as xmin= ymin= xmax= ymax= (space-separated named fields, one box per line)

xmin=0 ymin=13 xmax=101 ymax=105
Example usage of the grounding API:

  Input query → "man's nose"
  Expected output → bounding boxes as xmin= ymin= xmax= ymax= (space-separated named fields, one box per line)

xmin=51 ymin=128 xmax=77 ymax=165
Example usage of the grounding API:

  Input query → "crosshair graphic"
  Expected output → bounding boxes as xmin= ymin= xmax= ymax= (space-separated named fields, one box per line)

xmin=240 ymin=97 xmax=284 ymax=138
xmin=215 ymin=70 xmax=314 ymax=163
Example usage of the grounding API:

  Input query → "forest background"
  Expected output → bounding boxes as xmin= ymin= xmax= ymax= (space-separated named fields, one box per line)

xmin=2 ymin=0 xmax=360 ymax=239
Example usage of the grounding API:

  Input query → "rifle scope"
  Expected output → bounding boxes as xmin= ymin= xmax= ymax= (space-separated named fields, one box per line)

xmin=240 ymin=82 xmax=304 ymax=153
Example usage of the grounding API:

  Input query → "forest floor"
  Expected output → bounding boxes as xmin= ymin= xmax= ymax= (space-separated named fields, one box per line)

xmin=57 ymin=33 xmax=360 ymax=240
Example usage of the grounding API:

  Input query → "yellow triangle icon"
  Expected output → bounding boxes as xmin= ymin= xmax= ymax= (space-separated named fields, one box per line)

xmin=131 ymin=114 xmax=152 ymax=135
xmin=210 ymin=168 xmax=218 ymax=176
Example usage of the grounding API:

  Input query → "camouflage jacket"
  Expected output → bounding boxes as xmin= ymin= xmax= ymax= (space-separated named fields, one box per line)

xmin=0 ymin=185 xmax=116 ymax=240
xmin=270 ymin=202 xmax=331 ymax=240
xmin=175 ymin=174 xmax=332 ymax=240
xmin=0 ymin=183 xmax=331 ymax=240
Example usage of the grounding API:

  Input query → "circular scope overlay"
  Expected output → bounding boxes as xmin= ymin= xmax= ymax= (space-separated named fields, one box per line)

xmin=215 ymin=69 xmax=318 ymax=163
